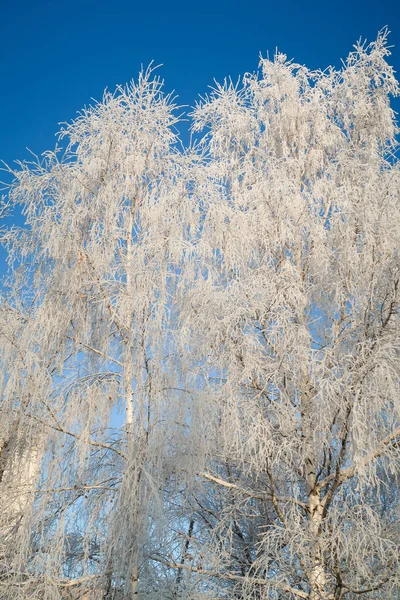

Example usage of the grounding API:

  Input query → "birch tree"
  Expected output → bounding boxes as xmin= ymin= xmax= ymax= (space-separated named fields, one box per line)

xmin=0 ymin=68 xmax=199 ymax=599
xmin=168 ymin=30 xmax=400 ymax=600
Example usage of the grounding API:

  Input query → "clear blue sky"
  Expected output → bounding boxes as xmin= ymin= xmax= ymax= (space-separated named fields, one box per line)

xmin=1 ymin=0 xmax=399 ymax=169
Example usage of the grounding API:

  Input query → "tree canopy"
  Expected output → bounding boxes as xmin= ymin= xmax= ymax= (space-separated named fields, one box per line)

xmin=0 ymin=31 xmax=400 ymax=600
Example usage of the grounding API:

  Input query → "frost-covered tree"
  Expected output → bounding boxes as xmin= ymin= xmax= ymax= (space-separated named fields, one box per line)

xmin=0 ymin=68 xmax=200 ymax=599
xmin=1 ymin=30 xmax=400 ymax=600
xmin=169 ymin=31 xmax=400 ymax=600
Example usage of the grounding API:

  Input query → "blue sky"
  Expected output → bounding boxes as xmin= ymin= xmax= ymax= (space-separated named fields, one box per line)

xmin=1 ymin=0 xmax=399 ymax=170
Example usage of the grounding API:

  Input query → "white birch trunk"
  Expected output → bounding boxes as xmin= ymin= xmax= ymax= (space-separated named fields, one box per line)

xmin=0 ymin=436 xmax=43 ymax=560
xmin=302 ymin=377 xmax=329 ymax=600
